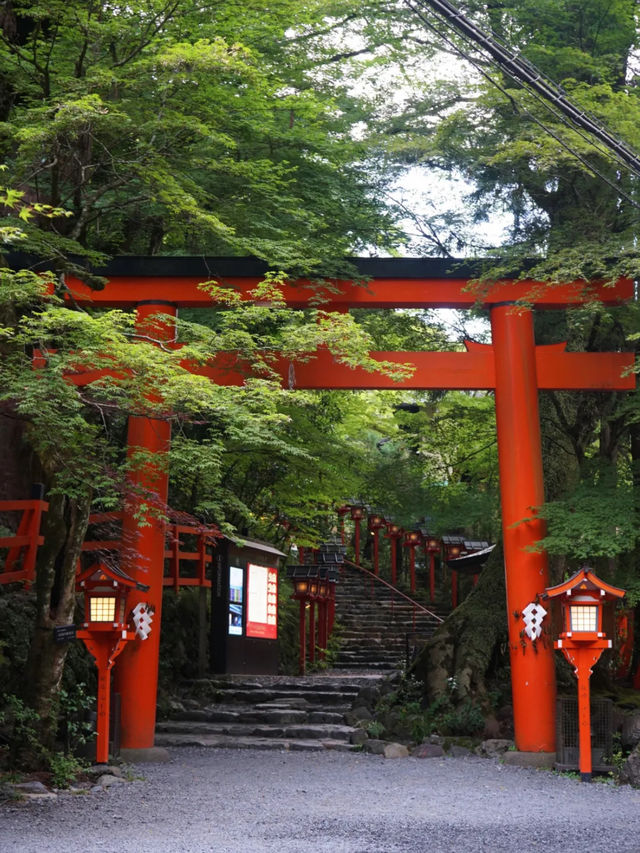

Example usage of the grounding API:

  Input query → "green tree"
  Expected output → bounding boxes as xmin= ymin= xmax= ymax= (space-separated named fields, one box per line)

xmin=395 ymin=0 xmax=640 ymax=701
xmin=0 ymin=0 xmax=426 ymax=761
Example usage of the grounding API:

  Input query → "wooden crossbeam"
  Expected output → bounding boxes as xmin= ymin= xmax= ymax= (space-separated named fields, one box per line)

xmin=45 ymin=341 xmax=635 ymax=392
xmin=65 ymin=273 xmax=633 ymax=309
xmin=179 ymin=343 xmax=636 ymax=391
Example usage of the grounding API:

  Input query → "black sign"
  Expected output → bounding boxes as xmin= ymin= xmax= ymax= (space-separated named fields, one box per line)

xmin=53 ymin=625 xmax=77 ymax=644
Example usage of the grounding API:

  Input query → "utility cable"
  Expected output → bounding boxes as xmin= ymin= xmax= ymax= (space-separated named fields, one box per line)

xmin=403 ymin=0 xmax=640 ymax=212
xmin=404 ymin=0 xmax=640 ymax=181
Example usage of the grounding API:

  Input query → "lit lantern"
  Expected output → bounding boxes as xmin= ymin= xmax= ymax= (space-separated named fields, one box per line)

xmin=441 ymin=535 xmax=467 ymax=608
xmin=349 ymin=504 xmax=366 ymax=564
xmin=287 ymin=564 xmax=312 ymax=674
xmin=544 ymin=567 xmax=625 ymax=782
xmin=367 ymin=512 xmax=387 ymax=576
xmin=384 ymin=521 xmax=404 ymax=585
xmin=403 ymin=530 xmax=423 ymax=593
xmin=76 ymin=561 xmax=149 ymax=764
xmin=420 ymin=532 xmax=441 ymax=603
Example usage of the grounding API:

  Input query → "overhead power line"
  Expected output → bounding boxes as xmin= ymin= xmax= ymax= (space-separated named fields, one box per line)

xmin=404 ymin=0 xmax=640 ymax=181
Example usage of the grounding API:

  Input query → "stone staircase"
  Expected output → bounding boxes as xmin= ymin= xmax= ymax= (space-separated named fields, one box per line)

xmin=333 ymin=561 xmax=445 ymax=670
xmin=154 ymin=561 xmax=446 ymax=752
xmin=155 ymin=673 xmax=383 ymax=752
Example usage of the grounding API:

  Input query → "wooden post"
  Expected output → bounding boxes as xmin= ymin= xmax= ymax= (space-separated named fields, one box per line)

xmin=491 ymin=305 xmax=556 ymax=754
xmin=114 ymin=302 xmax=176 ymax=752
xmin=299 ymin=599 xmax=307 ymax=675
xmin=372 ymin=529 xmax=380 ymax=575
xmin=428 ymin=552 xmax=436 ymax=603
xmin=308 ymin=600 xmax=316 ymax=664
xmin=78 ymin=632 xmax=130 ymax=764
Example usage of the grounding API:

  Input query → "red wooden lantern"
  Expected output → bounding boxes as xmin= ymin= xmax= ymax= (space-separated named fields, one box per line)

xmin=367 ymin=512 xmax=386 ymax=576
xmin=76 ymin=561 xmax=148 ymax=764
xmin=421 ymin=533 xmax=441 ymax=603
xmin=403 ymin=530 xmax=423 ymax=592
xmin=384 ymin=521 xmax=404 ymax=585
xmin=349 ymin=504 xmax=366 ymax=564
xmin=287 ymin=565 xmax=312 ymax=674
xmin=544 ymin=567 xmax=625 ymax=781
xmin=441 ymin=535 xmax=467 ymax=608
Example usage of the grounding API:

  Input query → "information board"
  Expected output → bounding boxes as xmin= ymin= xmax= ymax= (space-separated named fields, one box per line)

xmin=228 ymin=565 xmax=244 ymax=636
xmin=246 ymin=563 xmax=278 ymax=639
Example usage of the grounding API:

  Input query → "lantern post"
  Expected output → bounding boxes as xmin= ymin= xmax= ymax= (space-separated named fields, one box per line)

xmin=287 ymin=566 xmax=312 ymax=675
xmin=307 ymin=567 xmax=320 ymax=665
xmin=403 ymin=530 xmax=423 ymax=593
xmin=442 ymin=535 xmax=466 ymax=608
xmin=367 ymin=512 xmax=386 ymax=576
xmin=76 ymin=561 xmax=149 ymax=764
xmin=384 ymin=521 xmax=403 ymax=586
xmin=422 ymin=533 xmax=441 ymax=603
xmin=349 ymin=505 xmax=366 ymax=564
xmin=544 ymin=567 xmax=625 ymax=781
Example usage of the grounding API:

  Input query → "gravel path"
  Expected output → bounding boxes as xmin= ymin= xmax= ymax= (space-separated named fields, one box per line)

xmin=2 ymin=748 xmax=640 ymax=853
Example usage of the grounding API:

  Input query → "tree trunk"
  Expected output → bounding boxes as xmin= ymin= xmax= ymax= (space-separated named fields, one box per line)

xmin=412 ymin=544 xmax=507 ymax=707
xmin=23 ymin=490 xmax=91 ymax=762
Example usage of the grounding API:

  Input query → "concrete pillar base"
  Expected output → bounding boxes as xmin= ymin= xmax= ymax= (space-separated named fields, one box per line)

xmin=118 ymin=746 xmax=171 ymax=763
xmin=501 ymin=751 xmax=556 ymax=769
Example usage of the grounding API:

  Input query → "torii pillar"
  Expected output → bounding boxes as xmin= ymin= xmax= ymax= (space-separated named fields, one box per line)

xmin=113 ymin=301 xmax=176 ymax=752
xmin=492 ymin=305 xmax=555 ymax=752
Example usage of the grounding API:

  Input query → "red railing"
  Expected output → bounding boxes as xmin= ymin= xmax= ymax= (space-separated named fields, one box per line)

xmin=343 ymin=558 xmax=443 ymax=631
xmin=80 ymin=511 xmax=219 ymax=590
xmin=0 ymin=498 xmax=49 ymax=587
xmin=163 ymin=523 xmax=217 ymax=591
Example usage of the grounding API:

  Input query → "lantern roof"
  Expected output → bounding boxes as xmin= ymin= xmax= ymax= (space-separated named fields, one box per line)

xmin=77 ymin=560 xmax=149 ymax=592
xmin=446 ymin=544 xmax=495 ymax=572
xmin=441 ymin=534 xmax=466 ymax=545
xmin=544 ymin=567 xmax=625 ymax=602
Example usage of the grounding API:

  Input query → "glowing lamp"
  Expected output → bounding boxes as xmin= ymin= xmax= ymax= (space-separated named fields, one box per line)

xmin=77 ymin=561 xmax=146 ymax=631
xmin=368 ymin=513 xmax=386 ymax=531
xmin=546 ymin=567 xmax=624 ymax=642
xmin=544 ymin=566 xmax=625 ymax=781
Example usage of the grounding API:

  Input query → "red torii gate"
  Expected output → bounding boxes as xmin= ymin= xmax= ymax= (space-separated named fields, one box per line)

xmin=62 ymin=256 xmax=634 ymax=759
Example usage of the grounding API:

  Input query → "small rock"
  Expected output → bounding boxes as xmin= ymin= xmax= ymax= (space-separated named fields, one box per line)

xmin=621 ymin=711 xmax=640 ymax=749
xmin=85 ymin=764 xmax=116 ymax=780
xmin=620 ymin=742 xmax=640 ymax=787
xmin=449 ymin=745 xmax=472 ymax=757
xmin=477 ymin=738 xmax=514 ymax=758
xmin=350 ymin=728 xmax=368 ymax=746
xmin=98 ymin=774 xmax=126 ymax=788
xmin=13 ymin=780 xmax=50 ymax=795
xmin=384 ymin=743 xmax=410 ymax=759
xmin=429 ymin=734 xmax=444 ymax=745
xmin=412 ymin=743 xmax=445 ymax=759
xmin=352 ymin=705 xmax=373 ymax=722
xmin=363 ymin=739 xmax=387 ymax=755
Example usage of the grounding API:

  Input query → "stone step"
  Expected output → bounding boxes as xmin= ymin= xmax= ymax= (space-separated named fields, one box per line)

xmin=171 ymin=706 xmax=348 ymax=725
xmin=182 ymin=686 xmax=358 ymax=707
xmin=156 ymin=719 xmax=357 ymax=741
xmin=154 ymin=732 xmax=357 ymax=752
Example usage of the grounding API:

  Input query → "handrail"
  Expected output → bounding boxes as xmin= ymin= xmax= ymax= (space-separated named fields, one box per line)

xmin=343 ymin=558 xmax=444 ymax=623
